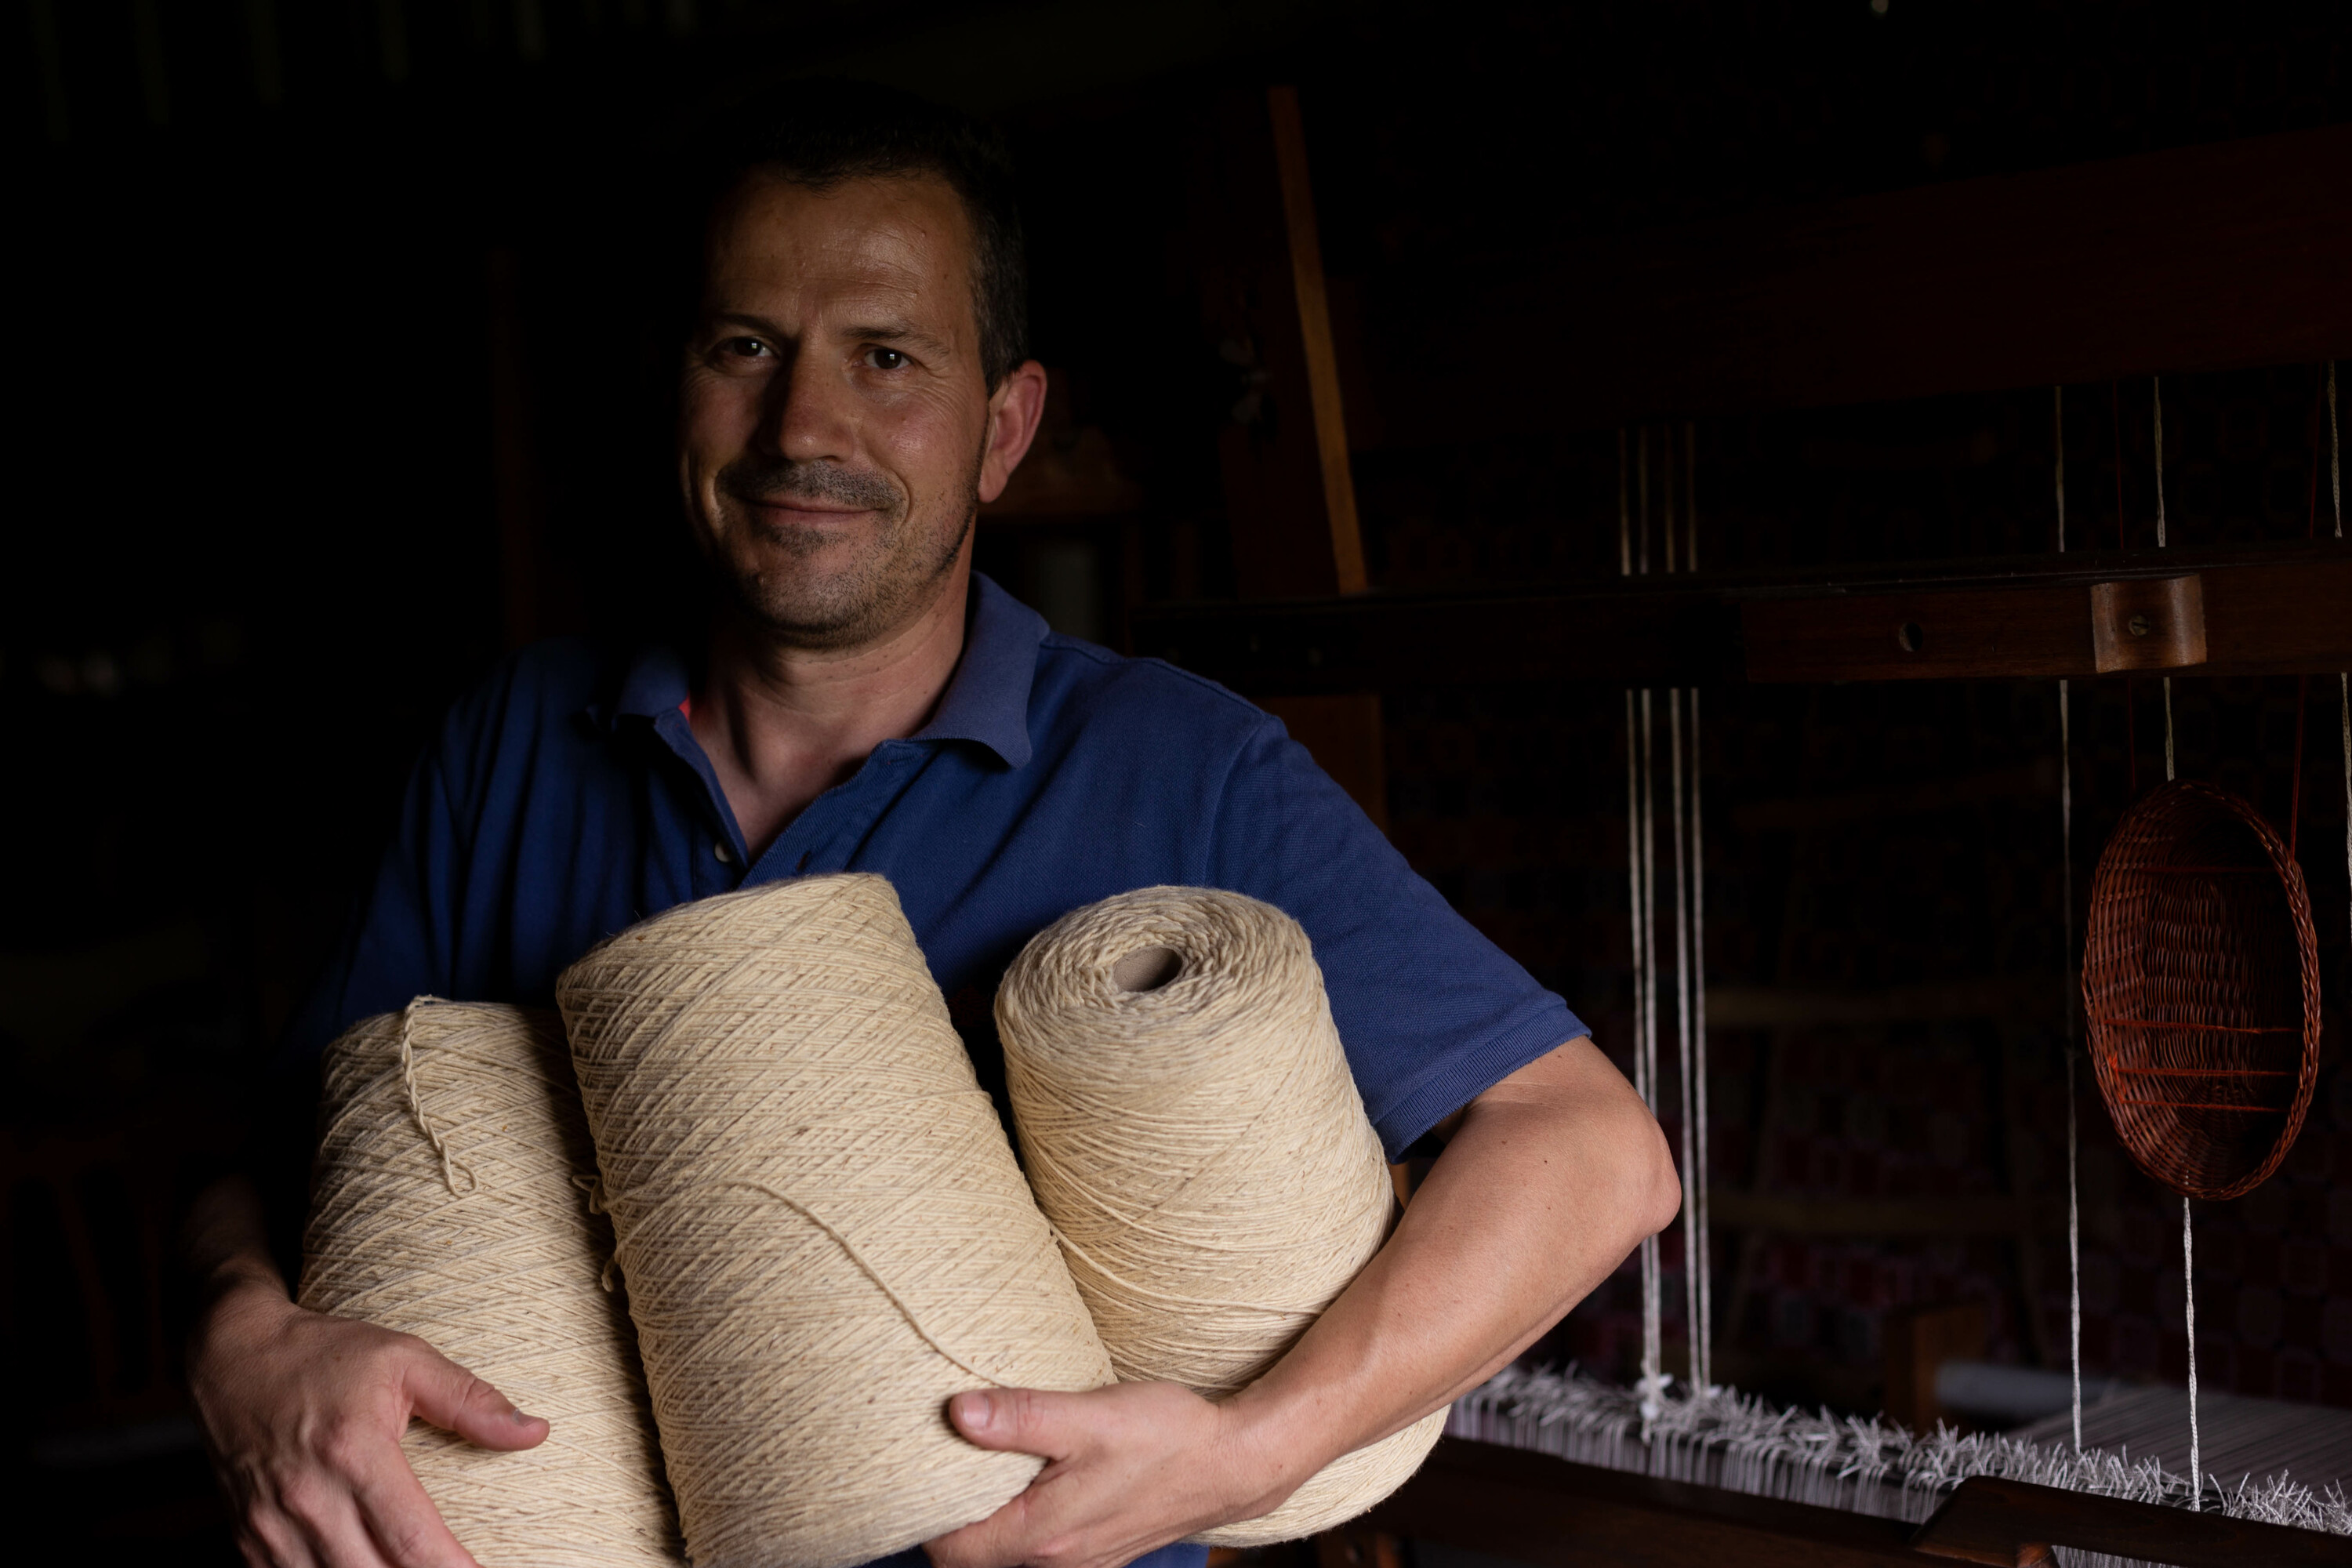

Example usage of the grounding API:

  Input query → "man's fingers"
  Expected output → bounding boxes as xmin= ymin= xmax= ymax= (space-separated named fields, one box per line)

xmin=352 ymin=1457 xmax=485 ymax=1568
xmin=947 ymin=1386 xmax=1082 ymax=1459
xmin=398 ymin=1342 xmax=548 ymax=1451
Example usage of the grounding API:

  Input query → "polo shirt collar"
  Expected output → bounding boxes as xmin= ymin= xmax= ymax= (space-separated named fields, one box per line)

xmin=605 ymin=571 xmax=1044 ymax=769
xmin=914 ymin=572 xmax=1043 ymax=768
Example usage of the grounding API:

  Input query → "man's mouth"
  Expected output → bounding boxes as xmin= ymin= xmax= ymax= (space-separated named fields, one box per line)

xmin=739 ymin=496 xmax=873 ymax=517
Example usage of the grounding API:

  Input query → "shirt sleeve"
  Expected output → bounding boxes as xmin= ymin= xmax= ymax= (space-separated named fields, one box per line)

xmin=1203 ymin=715 xmax=1588 ymax=1160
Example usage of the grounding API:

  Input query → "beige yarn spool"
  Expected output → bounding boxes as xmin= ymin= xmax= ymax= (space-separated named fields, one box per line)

xmin=996 ymin=886 xmax=1448 ymax=1544
xmin=299 ymin=1000 xmax=682 ymax=1567
xmin=556 ymin=873 xmax=1115 ymax=1568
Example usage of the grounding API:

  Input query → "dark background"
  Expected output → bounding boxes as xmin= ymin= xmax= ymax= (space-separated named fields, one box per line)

xmin=7 ymin=1 xmax=2350 ymax=1558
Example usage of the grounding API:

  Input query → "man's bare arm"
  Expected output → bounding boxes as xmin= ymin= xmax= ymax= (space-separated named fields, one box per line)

xmin=184 ymin=1175 xmax=548 ymax=1568
xmin=927 ymin=1034 xmax=1679 ymax=1568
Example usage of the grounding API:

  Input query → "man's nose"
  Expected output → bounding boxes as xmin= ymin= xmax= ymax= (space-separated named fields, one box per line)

xmin=759 ymin=343 xmax=858 ymax=464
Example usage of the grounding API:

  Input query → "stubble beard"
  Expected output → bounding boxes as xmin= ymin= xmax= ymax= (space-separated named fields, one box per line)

xmin=706 ymin=451 xmax=980 ymax=651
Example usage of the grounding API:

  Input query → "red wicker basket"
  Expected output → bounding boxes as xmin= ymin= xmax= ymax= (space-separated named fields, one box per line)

xmin=2082 ymin=779 xmax=2322 ymax=1202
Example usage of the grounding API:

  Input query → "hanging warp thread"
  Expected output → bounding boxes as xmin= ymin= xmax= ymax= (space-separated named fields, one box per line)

xmin=1621 ymin=429 xmax=1664 ymax=1426
xmin=1620 ymin=423 xmax=1712 ymax=1417
xmin=557 ymin=875 xmax=1115 ymax=1568
xmin=2056 ymin=384 xmax=2085 ymax=1454
xmin=1686 ymin=424 xmax=1714 ymax=1400
xmin=1668 ymin=423 xmax=1711 ymax=1399
xmin=996 ymin=887 xmax=1448 ymax=1544
xmin=299 ymin=1001 xmax=683 ymax=1567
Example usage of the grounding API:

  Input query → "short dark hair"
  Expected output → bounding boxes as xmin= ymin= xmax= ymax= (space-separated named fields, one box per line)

xmin=685 ymin=78 xmax=1029 ymax=388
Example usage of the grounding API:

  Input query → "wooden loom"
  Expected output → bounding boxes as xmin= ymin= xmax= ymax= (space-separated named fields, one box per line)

xmin=1156 ymin=93 xmax=2352 ymax=1567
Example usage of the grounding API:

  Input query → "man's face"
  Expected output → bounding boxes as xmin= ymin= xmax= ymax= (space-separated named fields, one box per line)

xmin=679 ymin=171 xmax=1016 ymax=649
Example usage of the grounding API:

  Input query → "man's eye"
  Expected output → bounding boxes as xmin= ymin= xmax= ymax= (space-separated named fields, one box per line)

xmin=719 ymin=336 xmax=770 ymax=359
xmin=866 ymin=347 xmax=909 ymax=371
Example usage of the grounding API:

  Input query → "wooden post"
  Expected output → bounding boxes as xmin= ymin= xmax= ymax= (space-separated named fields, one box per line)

xmin=1883 ymin=1301 xmax=1988 ymax=1436
xmin=1191 ymin=85 xmax=1368 ymax=601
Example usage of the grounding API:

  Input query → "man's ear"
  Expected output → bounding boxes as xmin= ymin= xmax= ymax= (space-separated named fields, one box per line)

xmin=976 ymin=360 xmax=1050 ymax=505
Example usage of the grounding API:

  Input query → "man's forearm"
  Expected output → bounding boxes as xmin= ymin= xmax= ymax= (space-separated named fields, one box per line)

xmin=1223 ymin=1036 xmax=1679 ymax=1487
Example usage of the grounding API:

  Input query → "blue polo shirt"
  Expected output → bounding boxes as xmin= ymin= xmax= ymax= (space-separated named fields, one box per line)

xmin=291 ymin=572 xmax=1584 ymax=1566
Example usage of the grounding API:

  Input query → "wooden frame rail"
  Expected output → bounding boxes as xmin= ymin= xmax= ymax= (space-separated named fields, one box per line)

xmin=1132 ymin=543 xmax=2352 ymax=692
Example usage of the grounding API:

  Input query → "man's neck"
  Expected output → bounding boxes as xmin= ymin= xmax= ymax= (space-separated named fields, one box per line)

xmin=689 ymin=569 xmax=972 ymax=861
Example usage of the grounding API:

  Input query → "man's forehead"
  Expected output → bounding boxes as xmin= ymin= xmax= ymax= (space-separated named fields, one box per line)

xmin=706 ymin=172 xmax=975 ymax=318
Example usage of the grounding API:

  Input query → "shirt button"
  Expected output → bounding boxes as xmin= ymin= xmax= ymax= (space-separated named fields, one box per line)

xmin=713 ymin=842 xmax=734 ymax=864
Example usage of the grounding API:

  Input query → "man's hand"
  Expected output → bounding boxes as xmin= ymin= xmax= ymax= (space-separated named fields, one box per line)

xmin=190 ymin=1273 xmax=547 ymax=1568
xmin=927 ymin=1037 xmax=1676 ymax=1568
xmin=924 ymin=1381 xmax=1298 ymax=1568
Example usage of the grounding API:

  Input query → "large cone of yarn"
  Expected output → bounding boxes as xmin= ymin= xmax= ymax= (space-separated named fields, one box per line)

xmin=996 ymin=886 xmax=1448 ymax=1544
xmin=556 ymin=874 xmax=1115 ymax=1568
xmin=300 ymin=1001 xmax=683 ymax=1566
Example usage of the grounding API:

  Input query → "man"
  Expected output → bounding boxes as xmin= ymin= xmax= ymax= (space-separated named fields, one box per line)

xmin=184 ymin=82 xmax=1679 ymax=1568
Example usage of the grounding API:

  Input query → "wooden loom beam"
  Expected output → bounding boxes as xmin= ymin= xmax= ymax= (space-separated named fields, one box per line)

xmin=1360 ymin=1438 xmax=1941 ymax=1567
xmin=1133 ymin=543 xmax=2352 ymax=692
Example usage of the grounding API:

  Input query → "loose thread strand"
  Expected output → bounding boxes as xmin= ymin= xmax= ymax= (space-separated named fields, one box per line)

xmin=2185 ymin=1194 xmax=2201 ymax=1512
xmin=396 ymin=996 xmax=478 ymax=1196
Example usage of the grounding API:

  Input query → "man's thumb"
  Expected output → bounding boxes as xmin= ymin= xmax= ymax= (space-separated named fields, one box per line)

xmin=946 ymin=1386 xmax=1073 ymax=1458
xmin=404 ymin=1345 xmax=550 ymax=1451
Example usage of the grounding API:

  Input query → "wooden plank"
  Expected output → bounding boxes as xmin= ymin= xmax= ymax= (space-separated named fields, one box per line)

xmin=1138 ymin=544 xmax=2352 ymax=692
xmin=2089 ymin=575 xmax=2206 ymax=673
xmin=1348 ymin=125 xmax=2352 ymax=435
xmin=1267 ymin=86 xmax=1367 ymax=597
xmin=1743 ymin=584 xmax=2091 ymax=681
xmin=1744 ymin=556 xmax=2351 ymax=681
xmin=1913 ymin=1475 xmax=2352 ymax=1567
xmin=1885 ymin=1303 xmax=1989 ymax=1437
xmin=1366 ymin=1438 xmax=1941 ymax=1568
